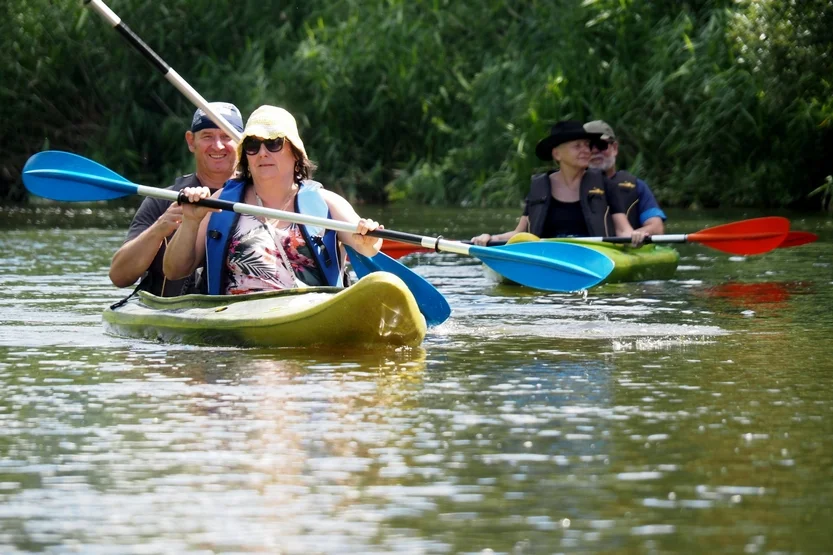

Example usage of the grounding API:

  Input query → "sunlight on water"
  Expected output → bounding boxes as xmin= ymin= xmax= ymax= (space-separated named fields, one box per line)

xmin=0 ymin=213 xmax=832 ymax=552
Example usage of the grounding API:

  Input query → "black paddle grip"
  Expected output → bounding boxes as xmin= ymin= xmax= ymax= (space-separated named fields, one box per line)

xmin=367 ymin=228 xmax=427 ymax=246
xmin=176 ymin=193 xmax=234 ymax=211
xmin=599 ymin=236 xmax=656 ymax=245
xmin=115 ymin=23 xmax=170 ymax=75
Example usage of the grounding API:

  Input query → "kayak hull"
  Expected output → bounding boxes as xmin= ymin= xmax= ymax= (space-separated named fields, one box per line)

xmin=488 ymin=238 xmax=679 ymax=286
xmin=103 ymin=272 xmax=427 ymax=348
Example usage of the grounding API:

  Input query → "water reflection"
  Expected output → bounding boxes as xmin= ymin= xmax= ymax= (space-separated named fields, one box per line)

xmin=0 ymin=210 xmax=831 ymax=552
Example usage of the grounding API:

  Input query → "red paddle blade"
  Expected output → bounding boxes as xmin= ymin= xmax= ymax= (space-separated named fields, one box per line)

xmin=381 ymin=242 xmax=431 ymax=259
xmin=779 ymin=231 xmax=818 ymax=249
xmin=688 ymin=217 xmax=790 ymax=255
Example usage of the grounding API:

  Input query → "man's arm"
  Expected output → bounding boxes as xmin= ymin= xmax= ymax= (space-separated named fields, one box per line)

xmin=637 ymin=216 xmax=665 ymax=236
xmin=109 ymin=199 xmax=181 ymax=288
xmin=636 ymin=179 xmax=666 ymax=235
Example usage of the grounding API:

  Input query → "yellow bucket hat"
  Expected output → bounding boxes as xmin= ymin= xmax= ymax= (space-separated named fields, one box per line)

xmin=237 ymin=105 xmax=307 ymax=160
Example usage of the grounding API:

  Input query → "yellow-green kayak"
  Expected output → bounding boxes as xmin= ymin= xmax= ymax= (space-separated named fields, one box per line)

xmin=554 ymin=239 xmax=679 ymax=283
xmin=489 ymin=237 xmax=679 ymax=285
xmin=103 ymin=272 xmax=426 ymax=348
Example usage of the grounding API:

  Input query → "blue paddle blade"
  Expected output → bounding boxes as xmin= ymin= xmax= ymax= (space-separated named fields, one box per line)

xmin=23 ymin=151 xmax=135 ymax=201
xmin=472 ymin=241 xmax=614 ymax=292
xmin=346 ymin=246 xmax=451 ymax=327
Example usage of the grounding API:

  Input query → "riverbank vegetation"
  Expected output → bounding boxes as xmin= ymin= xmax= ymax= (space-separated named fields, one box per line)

xmin=3 ymin=0 xmax=831 ymax=208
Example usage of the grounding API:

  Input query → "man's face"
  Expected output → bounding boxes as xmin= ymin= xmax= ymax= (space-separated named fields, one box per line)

xmin=589 ymin=140 xmax=617 ymax=172
xmin=186 ymin=128 xmax=238 ymax=179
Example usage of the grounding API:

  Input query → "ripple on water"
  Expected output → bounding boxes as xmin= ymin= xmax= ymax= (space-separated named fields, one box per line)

xmin=1 ymin=221 xmax=832 ymax=552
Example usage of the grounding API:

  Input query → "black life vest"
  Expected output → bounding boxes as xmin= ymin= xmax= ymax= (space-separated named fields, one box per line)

xmin=608 ymin=170 xmax=641 ymax=229
xmin=526 ymin=169 xmax=613 ymax=237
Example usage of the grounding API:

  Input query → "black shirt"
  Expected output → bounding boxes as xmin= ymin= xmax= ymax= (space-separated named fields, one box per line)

xmin=522 ymin=170 xmax=625 ymax=237
xmin=541 ymin=199 xmax=588 ymax=237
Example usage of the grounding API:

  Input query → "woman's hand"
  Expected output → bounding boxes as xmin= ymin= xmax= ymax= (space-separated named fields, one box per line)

xmin=179 ymin=186 xmax=219 ymax=222
xmin=352 ymin=218 xmax=383 ymax=250
xmin=471 ymin=233 xmax=492 ymax=246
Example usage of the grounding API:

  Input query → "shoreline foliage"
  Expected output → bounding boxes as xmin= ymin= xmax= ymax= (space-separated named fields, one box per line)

xmin=2 ymin=0 xmax=831 ymax=208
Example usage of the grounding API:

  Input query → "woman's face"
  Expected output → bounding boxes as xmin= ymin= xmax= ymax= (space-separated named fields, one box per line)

xmin=246 ymin=136 xmax=297 ymax=185
xmin=553 ymin=139 xmax=591 ymax=169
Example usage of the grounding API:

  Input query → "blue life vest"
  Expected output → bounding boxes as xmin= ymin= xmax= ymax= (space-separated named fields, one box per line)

xmin=204 ymin=179 xmax=342 ymax=294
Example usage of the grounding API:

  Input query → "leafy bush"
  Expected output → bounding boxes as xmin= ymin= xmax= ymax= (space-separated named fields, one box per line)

xmin=2 ymin=0 xmax=831 ymax=209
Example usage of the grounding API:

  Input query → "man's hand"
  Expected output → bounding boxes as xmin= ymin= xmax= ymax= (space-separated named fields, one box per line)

xmin=631 ymin=229 xmax=650 ymax=247
xmin=149 ymin=203 xmax=184 ymax=237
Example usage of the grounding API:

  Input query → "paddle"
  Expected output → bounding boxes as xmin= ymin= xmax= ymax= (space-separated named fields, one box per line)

xmin=23 ymin=151 xmax=615 ymax=292
xmin=384 ymin=217 xmax=803 ymax=259
xmin=506 ymin=226 xmax=811 ymax=255
xmin=779 ymin=231 xmax=818 ymax=249
xmin=344 ymin=246 xmax=450 ymax=327
xmin=381 ymin=239 xmax=512 ymax=259
xmin=579 ymin=217 xmax=791 ymax=255
xmin=387 ymin=218 xmax=791 ymax=258
xmin=82 ymin=0 xmax=454 ymax=325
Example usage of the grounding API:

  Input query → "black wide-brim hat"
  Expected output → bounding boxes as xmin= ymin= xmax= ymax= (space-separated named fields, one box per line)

xmin=535 ymin=120 xmax=602 ymax=161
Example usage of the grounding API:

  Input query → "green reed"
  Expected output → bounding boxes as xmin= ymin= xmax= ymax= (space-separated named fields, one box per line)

xmin=2 ymin=0 xmax=831 ymax=209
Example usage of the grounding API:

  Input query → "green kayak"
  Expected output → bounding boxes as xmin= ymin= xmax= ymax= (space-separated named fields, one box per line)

xmin=103 ymin=272 xmax=427 ymax=348
xmin=488 ymin=237 xmax=679 ymax=286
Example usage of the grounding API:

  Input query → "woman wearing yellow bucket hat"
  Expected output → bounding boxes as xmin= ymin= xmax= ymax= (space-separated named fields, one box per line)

xmin=163 ymin=105 xmax=382 ymax=295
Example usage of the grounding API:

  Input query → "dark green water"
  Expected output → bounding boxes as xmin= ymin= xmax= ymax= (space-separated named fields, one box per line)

xmin=1 ymin=204 xmax=832 ymax=553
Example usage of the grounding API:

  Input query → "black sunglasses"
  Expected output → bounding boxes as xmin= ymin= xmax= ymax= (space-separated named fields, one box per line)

xmin=590 ymin=139 xmax=612 ymax=152
xmin=242 ymin=136 xmax=286 ymax=156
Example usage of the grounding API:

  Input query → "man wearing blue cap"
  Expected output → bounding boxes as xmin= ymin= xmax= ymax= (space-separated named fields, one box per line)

xmin=109 ymin=102 xmax=244 ymax=296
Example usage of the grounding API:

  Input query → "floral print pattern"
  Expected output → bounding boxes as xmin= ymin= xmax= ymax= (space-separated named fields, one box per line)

xmin=225 ymin=215 xmax=324 ymax=295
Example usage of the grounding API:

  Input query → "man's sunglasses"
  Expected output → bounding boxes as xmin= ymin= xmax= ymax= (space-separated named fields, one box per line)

xmin=590 ymin=139 xmax=612 ymax=152
xmin=242 ymin=136 xmax=286 ymax=156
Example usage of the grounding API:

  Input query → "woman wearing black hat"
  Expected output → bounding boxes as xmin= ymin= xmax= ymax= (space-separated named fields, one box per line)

xmin=471 ymin=120 xmax=635 ymax=246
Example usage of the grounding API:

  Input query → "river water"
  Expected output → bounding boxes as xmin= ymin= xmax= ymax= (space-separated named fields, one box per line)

xmin=1 ymin=204 xmax=832 ymax=553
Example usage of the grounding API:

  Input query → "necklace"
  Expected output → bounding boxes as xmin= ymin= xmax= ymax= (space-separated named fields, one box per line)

xmin=255 ymin=191 xmax=295 ymax=211
xmin=254 ymin=190 xmax=296 ymax=228
xmin=252 ymin=190 xmax=307 ymax=289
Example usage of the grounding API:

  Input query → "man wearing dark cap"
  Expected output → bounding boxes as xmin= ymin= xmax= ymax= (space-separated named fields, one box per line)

xmin=585 ymin=120 xmax=666 ymax=241
xmin=109 ymin=102 xmax=244 ymax=296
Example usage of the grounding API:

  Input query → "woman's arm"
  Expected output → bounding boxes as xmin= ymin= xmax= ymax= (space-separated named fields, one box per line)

xmin=471 ymin=216 xmax=530 ymax=245
xmin=320 ymin=189 xmax=382 ymax=257
xmin=162 ymin=187 xmax=217 ymax=279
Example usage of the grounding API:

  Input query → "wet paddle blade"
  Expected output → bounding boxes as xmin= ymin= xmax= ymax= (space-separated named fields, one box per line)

xmin=346 ymin=247 xmax=451 ymax=327
xmin=472 ymin=241 xmax=614 ymax=292
xmin=779 ymin=231 xmax=818 ymax=249
xmin=23 ymin=151 xmax=136 ymax=201
xmin=688 ymin=217 xmax=790 ymax=255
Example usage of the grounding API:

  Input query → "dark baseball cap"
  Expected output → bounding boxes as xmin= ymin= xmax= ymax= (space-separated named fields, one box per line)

xmin=191 ymin=102 xmax=244 ymax=133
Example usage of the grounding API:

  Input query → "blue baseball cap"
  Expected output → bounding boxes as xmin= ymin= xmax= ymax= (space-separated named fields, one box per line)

xmin=190 ymin=102 xmax=244 ymax=133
